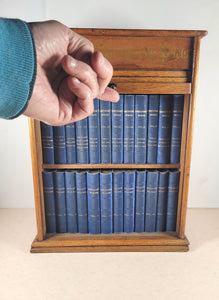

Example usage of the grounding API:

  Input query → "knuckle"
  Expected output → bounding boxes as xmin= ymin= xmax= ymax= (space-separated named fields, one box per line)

xmin=86 ymin=40 xmax=94 ymax=53
xmin=86 ymin=90 xmax=92 ymax=99
xmin=87 ymin=105 xmax=94 ymax=116
xmin=84 ymin=68 xmax=97 ymax=80
xmin=107 ymin=63 xmax=113 ymax=76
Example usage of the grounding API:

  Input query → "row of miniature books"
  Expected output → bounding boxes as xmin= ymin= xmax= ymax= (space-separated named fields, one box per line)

xmin=41 ymin=94 xmax=184 ymax=165
xmin=43 ymin=169 xmax=179 ymax=234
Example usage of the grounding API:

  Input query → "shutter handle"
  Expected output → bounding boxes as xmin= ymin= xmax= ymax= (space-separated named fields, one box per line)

xmin=108 ymin=83 xmax=117 ymax=91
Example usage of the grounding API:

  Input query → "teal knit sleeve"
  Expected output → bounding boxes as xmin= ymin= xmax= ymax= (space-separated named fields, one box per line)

xmin=0 ymin=18 xmax=36 ymax=119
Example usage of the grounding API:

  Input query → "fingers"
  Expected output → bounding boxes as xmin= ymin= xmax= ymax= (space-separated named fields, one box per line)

xmin=91 ymin=51 xmax=120 ymax=102
xmin=67 ymin=77 xmax=94 ymax=116
xmin=61 ymin=55 xmax=99 ymax=98
xmin=61 ymin=51 xmax=120 ymax=122
xmin=91 ymin=51 xmax=112 ymax=95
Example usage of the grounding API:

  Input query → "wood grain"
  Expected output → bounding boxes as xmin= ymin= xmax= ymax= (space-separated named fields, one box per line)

xmin=73 ymin=28 xmax=207 ymax=38
xmin=179 ymin=37 xmax=202 ymax=238
xmin=28 ymin=119 xmax=45 ymax=240
xmin=83 ymin=35 xmax=193 ymax=70
xmin=113 ymin=70 xmax=191 ymax=78
xmin=109 ymin=82 xmax=191 ymax=94
xmin=176 ymin=95 xmax=190 ymax=235
xmin=31 ymin=234 xmax=189 ymax=253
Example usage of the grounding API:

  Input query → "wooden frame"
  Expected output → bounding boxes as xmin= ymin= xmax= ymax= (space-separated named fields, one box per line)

xmin=29 ymin=29 xmax=207 ymax=253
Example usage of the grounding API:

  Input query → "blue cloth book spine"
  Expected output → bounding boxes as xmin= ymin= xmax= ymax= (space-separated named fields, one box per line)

xmin=88 ymin=98 xmax=100 ymax=163
xmin=100 ymin=100 xmax=111 ymax=163
xmin=112 ymin=94 xmax=124 ymax=163
xmin=145 ymin=170 xmax=159 ymax=232
xmin=75 ymin=171 xmax=88 ymax=233
xmin=124 ymin=95 xmax=135 ymax=163
xmin=40 ymin=122 xmax=54 ymax=164
xmin=42 ymin=170 xmax=56 ymax=233
xmin=166 ymin=170 xmax=180 ymax=231
xmin=157 ymin=95 xmax=173 ymax=163
xmin=65 ymin=170 xmax=77 ymax=233
xmin=53 ymin=170 xmax=67 ymax=233
xmin=53 ymin=126 xmax=67 ymax=164
xmin=124 ymin=171 xmax=135 ymax=233
xmin=75 ymin=118 xmax=89 ymax=164
xmin=134 ymin=95 xmax=148 ymax=163
xmin=87 ymin=171 xmax=101 ymax=234
xmin=113 ymin=170 xmax=123 ymax=233
xmin=135 ymin=170 xmax=146 ymax=232
xmin=170 ymin=95 xmax=184 ymax=163
xmin=100 ymin=171 xmax=113 ymax=234
xmin=147 ymin=95 xmax=160 ymax=163
xmin=156 ymin=170 xmax=169 ymax=232
xmin=65 ymin=123 xmax=76 ymax=163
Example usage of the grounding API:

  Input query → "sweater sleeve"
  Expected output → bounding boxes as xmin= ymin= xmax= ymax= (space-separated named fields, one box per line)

xmin=0 ymin=18 xmax=36 ymax=119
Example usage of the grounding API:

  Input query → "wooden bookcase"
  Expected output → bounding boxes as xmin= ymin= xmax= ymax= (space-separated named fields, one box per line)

xmin=29 ymin=29 xmax=207 ymax=253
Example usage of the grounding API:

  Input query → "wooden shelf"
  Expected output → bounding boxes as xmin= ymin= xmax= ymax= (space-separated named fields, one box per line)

xmin=43 ymin=164 xmax=180 ymax=170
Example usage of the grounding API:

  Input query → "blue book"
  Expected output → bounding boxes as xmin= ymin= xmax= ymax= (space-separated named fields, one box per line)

xmin=75 ymin=171 xmax=88 ymax=233
xmin=166 ymin=170 xmax=180 ymax=231
xmin=156 ymin=170 xmax=169 ymax=232
xmin=170 ymin=95 xmax=184 ymax=163
xmin=65 ymin=170 xmax=77 ymax=233
xmin=147 ymin=95 xmax=159 ymax=163
xmin=145 ymin=170 xmax=159 ymax=232
xmin=53 ymin=126 xmax=67 ymax=164
xmin=124 ymin=95 xmax=135 ymax=163
xmin=100 ymin=171 xmax=113 ymax=234
xmin=75 ymin=118 xmax=89 ymax=164
xmin=134 ymin=95 xmax=148 ymax=163
xmin=42 ymin=170 xmax=56 ymax=233
xmin=113 ymin=170 xmax=123 ymax=233
xmin=124 ymin=170 xmax=135 ymax=233
xmin=88 ymin=98 xmax=100 ymax=163
xmin=53 ymin=170 xmax=67 ymax=233
xmin=65 ymin=123 xmax=76 ymax=163
xmin=87 ymin=171 xmax=100 ymax=234
xmin=40 ymin=122 xmax=54 ymax=164
xmin=157 ymin=95 xmax=173 ymax=163
xmin=135 ymin=170 xmax=146 ymax=232
xmin=100 ymin=100 xmax=111 ymax=163
xmin=112 ymin=94 xmax=124 ymax=163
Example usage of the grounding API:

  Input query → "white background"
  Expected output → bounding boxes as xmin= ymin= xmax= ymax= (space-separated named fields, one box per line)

xmin=0 ymin=0 xmax=218 ymax=208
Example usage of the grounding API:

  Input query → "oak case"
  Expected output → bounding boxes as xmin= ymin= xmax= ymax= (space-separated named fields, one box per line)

xmin=29 ymin=28 xmax=207 ymax=253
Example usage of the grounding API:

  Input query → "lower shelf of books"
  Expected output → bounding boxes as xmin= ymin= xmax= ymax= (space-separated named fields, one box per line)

xmin=43 ymin=168 xmax=180 ymax=235
xmin=31 ymin=232 xmax=189 ymax=253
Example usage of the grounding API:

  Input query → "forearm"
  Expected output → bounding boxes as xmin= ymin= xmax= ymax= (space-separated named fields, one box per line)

xmin=0 ymin=18 xmax=36 ymax=119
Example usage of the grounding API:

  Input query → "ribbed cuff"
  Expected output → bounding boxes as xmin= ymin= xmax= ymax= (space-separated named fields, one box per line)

xmin=0 ymin=18 xmax=37 ymax=119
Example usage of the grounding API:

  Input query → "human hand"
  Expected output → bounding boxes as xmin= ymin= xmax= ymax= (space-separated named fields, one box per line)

xmin=23 ymin=20 xmax=119 ymax=125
